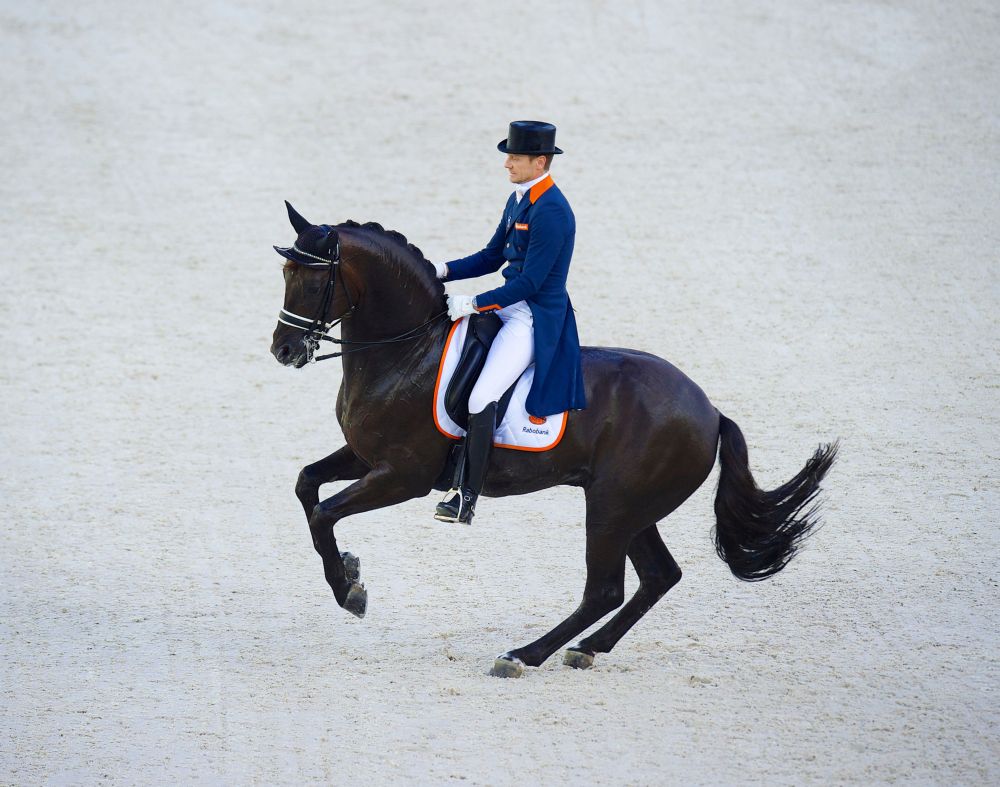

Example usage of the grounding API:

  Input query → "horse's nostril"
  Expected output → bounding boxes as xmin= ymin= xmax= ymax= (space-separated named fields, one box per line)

xmin=276 ymin=344 xmax=292 ymax=362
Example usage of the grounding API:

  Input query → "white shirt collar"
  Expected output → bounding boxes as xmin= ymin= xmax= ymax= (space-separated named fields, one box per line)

xmin=514 ymin=171 xmax=551 ymax=203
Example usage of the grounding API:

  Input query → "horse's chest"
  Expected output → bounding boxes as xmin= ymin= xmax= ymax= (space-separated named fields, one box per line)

xmin=337 ymin=392 xmax=419 ymax=465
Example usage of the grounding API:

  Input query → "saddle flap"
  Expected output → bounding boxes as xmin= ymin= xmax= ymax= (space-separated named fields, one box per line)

xmin=433 ymin=315 xmax=568 ymax=453
xmin=444 ymin=312 xmax=503 ymax=430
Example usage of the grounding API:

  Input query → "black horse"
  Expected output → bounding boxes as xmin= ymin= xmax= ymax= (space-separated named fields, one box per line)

xmin=270 ymin=203 xmax=837 ymax=678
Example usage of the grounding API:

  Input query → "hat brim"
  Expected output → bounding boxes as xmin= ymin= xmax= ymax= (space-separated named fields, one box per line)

xmin=497 ymin=139 xmax=563 ymax=155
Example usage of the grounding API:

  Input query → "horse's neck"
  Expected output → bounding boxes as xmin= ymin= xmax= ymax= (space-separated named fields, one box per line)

xmin=337 ymin=237 xmax=446 ymax=410
xmin=342 ymin=234 xmax=443 ymax=340
xmin=339 ymin=320 xmax=448 ymax=414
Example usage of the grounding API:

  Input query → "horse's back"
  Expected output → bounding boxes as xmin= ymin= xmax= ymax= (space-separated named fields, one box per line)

xmin=485 ymin=344 xmax=719 ymax=500
xmin=580 ymin=344 xmax=716 ymax=424
xmin=574 ymin=345 xmax=720 ymax=494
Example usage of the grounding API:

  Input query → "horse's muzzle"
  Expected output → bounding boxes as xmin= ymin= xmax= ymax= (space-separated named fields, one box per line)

xmin=271 ymin=337 xmax=313 ymax=368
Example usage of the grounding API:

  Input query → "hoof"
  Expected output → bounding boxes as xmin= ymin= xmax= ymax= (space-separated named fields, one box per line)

xmin=341 ymin=551 xmax=361 ymax=582
xmin=489 ymin=654 xmax=524 ymax=679
xmin=344 ymin=582 xmax=367 ymax=619
xmin=563 ymin=648 xmax=595 ymax=670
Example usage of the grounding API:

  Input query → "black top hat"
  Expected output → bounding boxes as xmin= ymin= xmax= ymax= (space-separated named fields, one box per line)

xmin=497 ymin=120 xmax=563 ymax=155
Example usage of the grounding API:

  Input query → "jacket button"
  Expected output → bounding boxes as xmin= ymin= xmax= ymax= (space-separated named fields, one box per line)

xmin=506 ymin=243 xmax=511 ymax=248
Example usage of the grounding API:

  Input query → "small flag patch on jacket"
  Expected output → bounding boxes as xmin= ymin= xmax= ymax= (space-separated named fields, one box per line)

xmin=515 ymin=223 xmax=529 ymax=231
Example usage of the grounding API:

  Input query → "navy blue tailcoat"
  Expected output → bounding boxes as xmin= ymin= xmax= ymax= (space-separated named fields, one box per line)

xmin=444 ymin=175 xmax=587 ymax=417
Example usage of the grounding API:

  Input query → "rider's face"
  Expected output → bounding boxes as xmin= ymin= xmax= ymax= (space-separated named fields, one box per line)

xmin=504 ymin=154 xmax=546 ymax=184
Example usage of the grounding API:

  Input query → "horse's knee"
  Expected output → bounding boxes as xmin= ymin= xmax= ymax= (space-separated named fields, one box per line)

xmin=295 ymin=467 xmax=319 ymax=502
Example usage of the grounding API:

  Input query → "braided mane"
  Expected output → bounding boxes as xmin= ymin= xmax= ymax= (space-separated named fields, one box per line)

xmin=337 ymin=220 xmax=444 ymax=301
xmin=338 ymin=220 xmax=427 ymax=264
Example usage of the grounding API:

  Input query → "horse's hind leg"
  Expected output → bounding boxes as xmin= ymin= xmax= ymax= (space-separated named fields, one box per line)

xmin=564 ymin=525 xmax=681 ymax=669
xmin=491 ymin=505 xmax=632 ymax=677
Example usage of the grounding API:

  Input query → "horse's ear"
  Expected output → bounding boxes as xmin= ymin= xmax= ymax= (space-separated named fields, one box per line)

xmin=285 ymin=201 xmax=312 ymax=234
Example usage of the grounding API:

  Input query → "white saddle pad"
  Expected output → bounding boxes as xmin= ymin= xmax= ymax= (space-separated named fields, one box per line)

xmin=433 ymin=316 xmax=567 ymax=451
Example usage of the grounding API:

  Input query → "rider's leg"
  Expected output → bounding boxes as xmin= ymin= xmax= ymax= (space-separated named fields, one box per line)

xmin=467 ymin=303 xmax=534 ymax=414
xmin=456 ymin=402 xmax=497 ymax=524
xmin=457 ymin=304 xmax=534 ymax=523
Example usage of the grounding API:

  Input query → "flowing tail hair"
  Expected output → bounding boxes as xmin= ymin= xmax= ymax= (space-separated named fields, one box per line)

xmin=713 ymin=414 xmax=838 ymax=581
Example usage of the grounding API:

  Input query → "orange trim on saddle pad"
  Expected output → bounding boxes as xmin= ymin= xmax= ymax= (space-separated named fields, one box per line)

xmin=476 ymin=303 xmax=501 ymax=312
xmin=432 ymin=320 xmax=463 ymax=440
xmin=529 ymin=175 xmax=554 ymax=204
xmin=494 ymin=410 xmax=568 ymax=452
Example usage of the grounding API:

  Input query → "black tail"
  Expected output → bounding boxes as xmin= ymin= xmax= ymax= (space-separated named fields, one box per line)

xmin=713 ymin=414 xmax=838 ymax=581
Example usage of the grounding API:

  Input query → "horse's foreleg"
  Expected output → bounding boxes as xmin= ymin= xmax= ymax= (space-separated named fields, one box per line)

xmin=308 ymin=462 xmax=425 ymax=617
xmin=564 ymin=525 xmax=682 ymax=669
xmin=491 ymin=524 xmax=629 ymax=677
xmin=295 ymin=445 xmax=370 ymax=522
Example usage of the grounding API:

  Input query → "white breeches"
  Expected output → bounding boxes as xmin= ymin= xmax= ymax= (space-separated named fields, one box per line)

xmin=468 ymin=301 xmax=534 ymax=415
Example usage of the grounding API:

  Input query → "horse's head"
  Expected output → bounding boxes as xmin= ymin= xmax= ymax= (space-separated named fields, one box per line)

xmin=271 ymin=202 xmax=448 ymax=368
xmin=270 ymin=202 xmax=355 ymax=367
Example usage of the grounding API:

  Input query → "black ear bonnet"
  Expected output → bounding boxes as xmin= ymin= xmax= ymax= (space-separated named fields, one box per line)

xmin=274 ymin=201 xmax=340 ymax=266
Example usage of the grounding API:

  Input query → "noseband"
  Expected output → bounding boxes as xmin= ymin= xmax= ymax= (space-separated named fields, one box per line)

xmin=278 ymin=236 xmax=447 ymax=362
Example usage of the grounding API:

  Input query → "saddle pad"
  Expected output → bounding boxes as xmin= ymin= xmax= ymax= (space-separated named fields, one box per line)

xmin=433 ymin=317 xmax=567 ymax=451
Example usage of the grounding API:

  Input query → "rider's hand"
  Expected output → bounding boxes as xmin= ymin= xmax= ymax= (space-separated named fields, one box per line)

xmin=432 ymin=261 xmax=448 ymax=279
xmin=447 ymin=294 xmax=477 ymax=321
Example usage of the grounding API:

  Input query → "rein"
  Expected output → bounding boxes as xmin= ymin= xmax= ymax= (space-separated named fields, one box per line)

xmin=278 ymin=238 xmax=447 ymax=362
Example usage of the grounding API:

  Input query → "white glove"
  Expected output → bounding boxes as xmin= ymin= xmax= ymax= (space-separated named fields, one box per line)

xmin=432 ymin=261 xmax=448 ymax=279
xmin=447 ymin=294 xmax=477 ymax=321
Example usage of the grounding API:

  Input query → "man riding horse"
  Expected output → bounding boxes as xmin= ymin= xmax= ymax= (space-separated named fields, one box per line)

xmin=433 ymin=120 xmax=587 ymax=525
xmin=269 ymin=124 xmax=836 ymax=677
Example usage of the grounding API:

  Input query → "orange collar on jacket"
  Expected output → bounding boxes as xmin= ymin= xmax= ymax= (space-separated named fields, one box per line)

xmin=529 ymin=174 xmax=555 ymax=204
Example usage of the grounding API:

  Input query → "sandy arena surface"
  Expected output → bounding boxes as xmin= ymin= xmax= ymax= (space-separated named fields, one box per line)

xmin=1 ymin=1 xmax=998 ymax=784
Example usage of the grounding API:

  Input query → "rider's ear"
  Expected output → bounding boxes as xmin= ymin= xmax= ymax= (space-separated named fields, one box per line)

xmin=285 ymin=201 xmax=312 ymax=235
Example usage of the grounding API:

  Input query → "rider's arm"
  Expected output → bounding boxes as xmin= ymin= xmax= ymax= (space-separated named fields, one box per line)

xmin=472 ymin=202 xmax=570 ymax=311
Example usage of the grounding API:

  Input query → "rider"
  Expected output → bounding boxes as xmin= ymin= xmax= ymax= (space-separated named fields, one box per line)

xmin=432 ymin=120 xmax=587 ymax=524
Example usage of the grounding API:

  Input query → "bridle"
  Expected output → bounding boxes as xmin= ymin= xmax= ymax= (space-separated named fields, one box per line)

xmin=277 ymin=233 xmax=447 ymax=362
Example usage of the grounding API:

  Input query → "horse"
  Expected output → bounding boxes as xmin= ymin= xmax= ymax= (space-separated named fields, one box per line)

xmin=269 ymin=202 xmax=838 ymax=678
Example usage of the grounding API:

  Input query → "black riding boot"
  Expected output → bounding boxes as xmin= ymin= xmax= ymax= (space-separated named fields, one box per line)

xmin=457 ymin=401 xmax=497 ymax=524
xmin=434 ymin=402 xmax=497 ymax=525
xmin=433 ymin=441 xmax=466 ymax=522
